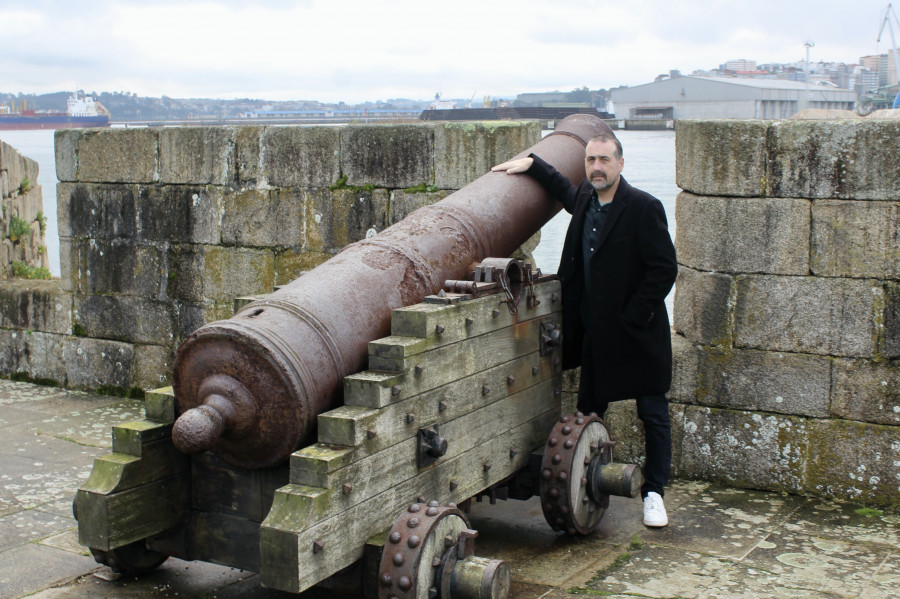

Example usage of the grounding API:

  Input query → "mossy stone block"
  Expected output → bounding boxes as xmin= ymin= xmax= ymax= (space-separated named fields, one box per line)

xmin=137 ymin=185 xmax=222 ymax=244
xmin=673 ymin=266 xmax=734 ymax=346
xmin=166 ymin=244 xmax=275 ymax=303
xmin=680 ymin=406 xmax=808 ymax=494
xmin=262 ymin=126 xmax=341 ymax=188
xmin=76 ymin=128 xmax=159 ymax=183
xmin=675 ymin=120 xmax=769 ymax=197
xmin=768 ymin=120 xmax=900 ymax=200
xmin=433 ymin=121 xmax=541 ymax=189
xmin=734 ymin=275 xmax=880 ymax=358
xmin=675 ymin=192 xmax=810 ymax=275
xmin=56 ymin=182 xmax=138 ymax=240
xmin=341 ymin=124 xmax=433 ymax=188
xmin=159 ymin=126 xmax=235 ymax=185
xmin=811 ymin=199 xmax=900 ymax=279
xmin=222 ymin=188 xmax=303 ymax=247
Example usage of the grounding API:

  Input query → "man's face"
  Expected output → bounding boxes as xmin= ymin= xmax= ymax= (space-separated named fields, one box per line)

xmin=584 ymin=139 xmax=624 ymax=193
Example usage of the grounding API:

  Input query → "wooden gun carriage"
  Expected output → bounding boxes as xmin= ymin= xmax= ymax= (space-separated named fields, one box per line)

xmin=74 ymin=116 xmax=642 ymax=599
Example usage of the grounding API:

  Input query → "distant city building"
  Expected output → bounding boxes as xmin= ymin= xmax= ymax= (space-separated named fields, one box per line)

xmin=860 ymin=53 xmax=898 ymax=87
xmin=610 ymin=76 xmax=857 ymax=120
xmin=724 ymin=59 xmax=757 ymax=72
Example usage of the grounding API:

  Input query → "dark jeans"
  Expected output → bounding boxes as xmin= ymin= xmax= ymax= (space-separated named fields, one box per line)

xmin=576 ymin=338 xmax=672 ymax=499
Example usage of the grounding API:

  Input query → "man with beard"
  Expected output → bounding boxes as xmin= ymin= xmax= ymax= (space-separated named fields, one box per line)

xmin=492 ymin=130 xmax=677 ymax=527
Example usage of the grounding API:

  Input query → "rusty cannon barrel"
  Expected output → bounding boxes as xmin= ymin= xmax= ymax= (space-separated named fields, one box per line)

xmin=172 ymin=114 xmax=613 ymax=469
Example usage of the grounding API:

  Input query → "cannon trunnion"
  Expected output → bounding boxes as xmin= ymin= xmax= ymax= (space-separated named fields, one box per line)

xmin=74 ymin=263 xmax=641 ymax=598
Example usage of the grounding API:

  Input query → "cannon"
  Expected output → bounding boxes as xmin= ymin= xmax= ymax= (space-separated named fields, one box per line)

xmin=74 ymin=115 xmax=643 ymax=598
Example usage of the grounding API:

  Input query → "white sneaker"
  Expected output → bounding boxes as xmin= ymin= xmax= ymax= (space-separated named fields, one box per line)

xmin=643 ymin=492 xmax=668 ymax=527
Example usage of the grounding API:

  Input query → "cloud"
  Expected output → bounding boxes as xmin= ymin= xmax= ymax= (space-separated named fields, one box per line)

xmin=0 ymin=0 xmax=890 ymax=103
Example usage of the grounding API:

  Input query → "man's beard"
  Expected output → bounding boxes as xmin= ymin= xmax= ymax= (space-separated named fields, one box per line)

xmin=590 ymin=171 xmax=618 ymax=192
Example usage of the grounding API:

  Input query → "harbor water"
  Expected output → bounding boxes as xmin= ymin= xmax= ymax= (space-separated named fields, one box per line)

xmin=0 ymin=128 xmax=677 ymax=300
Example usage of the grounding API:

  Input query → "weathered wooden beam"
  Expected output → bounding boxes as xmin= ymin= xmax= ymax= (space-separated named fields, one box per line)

xmin=316 ymin=350 xmax=558 ymax=451
xmin=260 ymin=410 xmax=557 ymax=593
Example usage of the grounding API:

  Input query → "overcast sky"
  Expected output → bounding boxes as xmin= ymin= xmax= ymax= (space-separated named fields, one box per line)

xmin=2 ymin=0 xmax=895 ymax=103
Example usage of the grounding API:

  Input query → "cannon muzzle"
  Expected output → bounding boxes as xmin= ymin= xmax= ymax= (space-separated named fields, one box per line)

xmin=172 ymin=114 xmax=614 ymax=468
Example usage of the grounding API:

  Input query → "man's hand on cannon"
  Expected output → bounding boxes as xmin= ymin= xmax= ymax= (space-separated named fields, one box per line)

xmin=491 ymin=156 xmax=534 ymax=175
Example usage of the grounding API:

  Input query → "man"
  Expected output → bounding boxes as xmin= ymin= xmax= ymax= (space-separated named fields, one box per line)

xmin=492 ymin=130 xmax=677 ymax=527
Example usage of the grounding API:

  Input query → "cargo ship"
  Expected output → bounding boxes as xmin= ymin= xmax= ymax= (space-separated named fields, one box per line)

xmin=0 ymin=92 xmax=110 ymax=130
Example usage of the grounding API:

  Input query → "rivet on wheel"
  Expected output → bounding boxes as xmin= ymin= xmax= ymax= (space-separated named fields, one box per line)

xmin=408 ymin=535 xmax=421 ymax=548
xmin=389 ymin=532 xmax=402 ymax=544
xmin=542 ymin=468 xmax=553 ymax=479
xmin=426 ymin=507 xmax=439 ymax=516
xmin=564 ymin=439 xmax=574 ymax=449
xmin=549 ymin=487 xmax=560 ymax=499
xmin=380 ymin=573 xmax=393 ymax=586
xmin=560 ymin=415 xmax=570 ymax=423
xmin=561 ymin=505 xmax=569 ymax=514
xmin=409 ymin=504 xmax=421 ymax=513
xmin=575 ymin=411 xmax=584 ymax=417
xmin=552 ymin=454 xmax=562 ymax=464
xmin=562 ymin=425 xmax=572 ymax=435
xmin=558 ymin=471 xmax=568 ymax=482
xmin=543 ymin=502 xmax=554 ymax=513
xmin=548 ymin=437 xmax=558 ymax=447
xmin=576 ymin=417 xmax=584 ymax=425
xmin=398 ymin=576 xmax=413 ymax=591
xmin=408 ymin=517 xmax=420 ymax=528
xmin=428 ymin=500 xmax=439 ymax=507
xmin=393 ymin=553 xmax=404 ymax=566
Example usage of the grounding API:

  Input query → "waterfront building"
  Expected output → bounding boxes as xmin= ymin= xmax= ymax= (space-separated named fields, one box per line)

xmin=610 ymin=75 xmax=857 ymax=121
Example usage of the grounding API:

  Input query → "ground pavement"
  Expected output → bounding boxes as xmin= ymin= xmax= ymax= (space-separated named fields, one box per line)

xmin=1 ymin=378 xmax=898 ymax=599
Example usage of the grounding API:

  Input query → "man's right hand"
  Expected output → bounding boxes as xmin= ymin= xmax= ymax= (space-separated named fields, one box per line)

xmin=491 ymin=157 xmax=533 ymax=174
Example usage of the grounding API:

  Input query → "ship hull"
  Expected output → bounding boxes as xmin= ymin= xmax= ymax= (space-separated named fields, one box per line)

xmin=0 ymin=115 xmax=110 ymax=130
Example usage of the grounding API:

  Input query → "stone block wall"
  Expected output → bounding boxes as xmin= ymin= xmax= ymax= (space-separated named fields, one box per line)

xmin=1 ymin=140 xmax=48 ymax=276
xmin=600 ymin=119 xmax=900 ymax=505
xmin=1 ymin=121 xmax=540 ymax=393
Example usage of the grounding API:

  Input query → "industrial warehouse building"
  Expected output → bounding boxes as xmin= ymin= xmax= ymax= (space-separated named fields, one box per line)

xmin=610 ymin=75 xmax=858 ymax=120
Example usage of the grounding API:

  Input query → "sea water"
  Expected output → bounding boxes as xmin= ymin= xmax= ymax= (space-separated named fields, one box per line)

xmin=0 ymin=128 xmax=678 ymax=305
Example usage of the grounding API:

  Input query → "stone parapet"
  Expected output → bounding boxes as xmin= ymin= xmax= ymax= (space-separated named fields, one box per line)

xmin=3 ymin=122 xmax=540 ymax=393
xmin=656 ymin=119 xmax=900 ymax=505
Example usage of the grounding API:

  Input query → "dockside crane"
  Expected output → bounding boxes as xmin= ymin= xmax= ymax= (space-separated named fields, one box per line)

xmin=878 ymin=3 xmax=900 ymax=108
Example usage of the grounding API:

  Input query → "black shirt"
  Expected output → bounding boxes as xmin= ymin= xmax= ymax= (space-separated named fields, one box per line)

xmin=580 ymin=191 xmax=611 ymax=326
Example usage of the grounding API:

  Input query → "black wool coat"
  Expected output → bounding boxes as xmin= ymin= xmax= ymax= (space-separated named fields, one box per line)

xmin=527 ymin=154 xmax=678 ymax=402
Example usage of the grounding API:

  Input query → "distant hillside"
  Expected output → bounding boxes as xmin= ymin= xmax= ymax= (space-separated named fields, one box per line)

xmin=0 ymin=91 xmax=431 ymax=122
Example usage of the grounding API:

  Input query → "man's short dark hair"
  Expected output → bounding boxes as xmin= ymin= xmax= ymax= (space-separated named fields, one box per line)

xmin=588 ymin=133 xmax=623 ymax=160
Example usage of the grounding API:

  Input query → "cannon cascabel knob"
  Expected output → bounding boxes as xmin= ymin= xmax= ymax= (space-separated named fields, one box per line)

xmin=172 ymin=374 xmax=257 ymax=456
